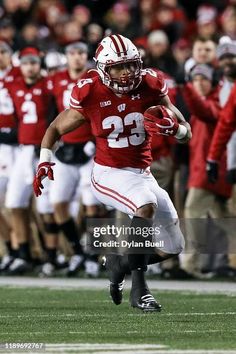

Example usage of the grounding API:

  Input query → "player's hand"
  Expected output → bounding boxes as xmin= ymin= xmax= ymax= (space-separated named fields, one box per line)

xmin=33 ymin=162 xmax=55 ymax=197
xmin=226 ymin=168 xmax=236 ymax=184
xmin=144 ymin=106 xmax=180 ymax=136
xmin=206 ymin=160 xmax=218 ymax=183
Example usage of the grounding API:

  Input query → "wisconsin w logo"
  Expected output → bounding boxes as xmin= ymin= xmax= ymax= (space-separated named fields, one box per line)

xmin=117 ymin=103 xmax=126 ymax=112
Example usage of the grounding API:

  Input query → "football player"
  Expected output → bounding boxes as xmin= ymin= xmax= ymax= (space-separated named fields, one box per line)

xmin=0 ymin=40 xmax=21 ymax=271
xmin=4 ymin=47 xmax=58 ymax=274
xmin=47 ymin=42 xmax=100 ymax=277
xmin=34 ymin=35 xmax=191 ymax=312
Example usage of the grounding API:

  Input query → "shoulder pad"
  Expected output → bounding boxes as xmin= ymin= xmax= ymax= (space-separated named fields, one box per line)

xmin=142 ymin=68 xmax=168 ymax=95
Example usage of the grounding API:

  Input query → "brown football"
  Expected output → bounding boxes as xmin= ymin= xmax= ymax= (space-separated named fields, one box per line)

xmin=144 ymin=105 xmax=175 ymax=121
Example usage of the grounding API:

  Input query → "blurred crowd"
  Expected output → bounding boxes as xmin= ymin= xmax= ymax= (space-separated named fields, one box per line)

xmin=0 ymin=0 xmax=236 ymax=280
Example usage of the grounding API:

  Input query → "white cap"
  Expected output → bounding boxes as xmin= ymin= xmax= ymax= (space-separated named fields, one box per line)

xmin=45 ymin=51 xmax=66 ymax=69
xmin=148 ymin=30 xmax=169 ymax=45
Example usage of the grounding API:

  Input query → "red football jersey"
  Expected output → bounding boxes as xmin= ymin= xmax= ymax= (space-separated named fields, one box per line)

xmin=48 ymin=69 xmax=93 ymax=143
xmin=0 ymin=66 xmax=21 ymax=128
xmin=69 ymin=68 xmax=168 ymax=168
xmin=7 ymin=76 xmax=51 ymax=145
xmin=208 ymin=83 xmax=236 ymax=162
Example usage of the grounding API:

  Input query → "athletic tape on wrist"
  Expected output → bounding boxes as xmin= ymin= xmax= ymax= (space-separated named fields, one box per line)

xmin=39 ymin=148 xmax=53 ymax=163
xmin=175 ymin=124 xmax=187 ymax=139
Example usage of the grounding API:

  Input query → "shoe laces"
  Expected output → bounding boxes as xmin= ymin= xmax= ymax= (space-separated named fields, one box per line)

xmin=140 ymin=294 xmax=156 ymax=304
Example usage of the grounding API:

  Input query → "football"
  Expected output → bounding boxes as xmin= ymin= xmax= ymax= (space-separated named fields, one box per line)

xmin=144 ymin=105 xmax=176 ymax=123
xmin=143 ymin=105 xmax=180 ymax=137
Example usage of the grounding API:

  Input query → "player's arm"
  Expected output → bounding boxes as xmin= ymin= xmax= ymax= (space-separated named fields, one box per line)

xmin=33 ymin=109 xmax=86 ymax=197
xmin=159 ymin=94 xmax=192 ymax=143
xmin=180 ymin=83 xmax=219 ymax=123
xmin=41 ymin=108 xmax=86 ymax=151
xmin=206 ymin=94 xmax=236 ymax=183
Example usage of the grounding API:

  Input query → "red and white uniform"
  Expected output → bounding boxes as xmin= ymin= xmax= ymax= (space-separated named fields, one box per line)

xmin=0 ymin=66 xmax=21 ymax=205
xmin=208 ymin=83 xmax=236 ymax=164
xmin=68 ymin=69 xmax=184 ymax=254
xmin=48 ymin=69 xmax=99 ymax=207
xmin=5 ymin=76 xmax=53 ymax=213
xmin=70 ymin=68 xmax=168 ymax=169
xmin=6 ymin=76 xmax=51 ymax=145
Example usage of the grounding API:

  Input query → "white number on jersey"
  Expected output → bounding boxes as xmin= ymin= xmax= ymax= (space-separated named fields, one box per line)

xmin=22 ymin=101 xmax=38 ymax=124
xmin=0 ymin=88 xmax=14 ymax=115
xmin=63 ymin=89 xmax=72 ymax=109
xmin=77 ymin=78 xmax=93 ymax=89
xmin=144 ymin=68 xmax=157 ymax=77
xmin=102 ymin=112 xmax=145 ymax=148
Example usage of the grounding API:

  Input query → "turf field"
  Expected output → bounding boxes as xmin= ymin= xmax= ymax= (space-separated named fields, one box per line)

xmin=0 ymin=285 xmax=235 ymax=353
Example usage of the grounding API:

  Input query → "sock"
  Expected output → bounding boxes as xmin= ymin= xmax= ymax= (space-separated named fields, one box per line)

xmin=11 ymin=248 xmax=19 ymax=258
xmin=6 ymin=241 xmax=14 ymax=257
xmin=18 ymin=242 xmax=31 ymax=261
xmin=59 ymin=218 xmax=84 ymax=255
xmin=45 ymin=248 xmax=57 ymax=264
xmin=128 ymin=216 xmax=153 ymax=271
xmin=131 ymin=269 xmax=149 ymax=294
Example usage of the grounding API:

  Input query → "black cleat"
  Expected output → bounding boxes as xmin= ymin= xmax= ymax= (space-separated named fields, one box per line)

xmin=130 ymin=291 xmax=162 ymax=312
xmin=110 ymin=280 xmax=125 ymax=305
xmin=104 ymin=254 xmax=129 ymax=305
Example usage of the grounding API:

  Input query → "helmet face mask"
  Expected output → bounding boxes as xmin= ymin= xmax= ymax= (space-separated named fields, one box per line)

xmin=94 ymin=35 xmax=142 ymax=94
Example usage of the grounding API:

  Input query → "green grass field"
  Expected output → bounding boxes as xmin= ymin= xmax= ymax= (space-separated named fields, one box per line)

xmin=0 ymin=286 xmax=235 ymax=352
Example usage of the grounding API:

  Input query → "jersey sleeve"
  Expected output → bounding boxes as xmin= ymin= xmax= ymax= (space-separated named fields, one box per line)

xmin=208 ymin=84 xmax=236 ymax=162
xmin=144 ymin=68 xmax=169 ymax=98
xmin=69 ymin=78 xmax=93 ymax=115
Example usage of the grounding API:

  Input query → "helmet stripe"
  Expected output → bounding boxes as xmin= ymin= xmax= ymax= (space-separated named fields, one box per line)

xmin=110 ymin=35 xmax=122 ymax=56
xmin=116 ymin=34 xmax=127 ymax=54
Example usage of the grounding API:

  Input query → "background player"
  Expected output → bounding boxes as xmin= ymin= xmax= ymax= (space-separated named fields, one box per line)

xmin=4 ymin=47 xmax=57 ymax=274
xmin=0 ymin=40 xmax=21 ymax=271
xmin=48 ymin=42 xmax=101 ymax=277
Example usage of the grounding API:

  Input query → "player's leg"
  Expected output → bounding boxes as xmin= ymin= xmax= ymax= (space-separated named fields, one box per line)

xmin=35 ymin=174 xmax=59 ymax=276
xmin=91 ymin=164 xmax=164 ymax=311
xmin=5 ymin=147 xmax=35 ymax=274
xmin=50 ymin=159 xmax=85 ymax=275
xmin=79 ymin=159 xmax=102 ymax=277
xmin=0 ymin=145 xmax=18 ymax=270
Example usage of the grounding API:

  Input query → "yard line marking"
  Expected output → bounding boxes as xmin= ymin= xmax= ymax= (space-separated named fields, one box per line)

xmin=1 ymin=329 xmax=236 ymax=335
xmin=0 ymin=311 xmax=235 ymax=319
xmin=3 ymin=348 xmax=236 ymax=354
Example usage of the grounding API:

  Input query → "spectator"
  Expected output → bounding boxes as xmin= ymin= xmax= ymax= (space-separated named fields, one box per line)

xmin=196 ymin=5 xmax=219 ymax=41
xmin=86 ymin=23 xmax=103 ymax=62
xmin=72 ymin=5 xmax=91 ymax=29
xmin=220 ymin=5 xmax=236 ymax=40
xmin=146 ymin=30 xmax=177 ymax=77
xmin=151 ymin=2 xmax=186 ymax=44
xmin=180 ymin=64 xmax=232 ymax=278
xmin=185 ymin=37 xmax=217 ymax=74
xmin=59 ymin=20 xmax=83 ymax=46
xmin=172 ymin=38 xmax=191 ymax=79
xmin=106 ymin=2 xmax=138 ymax=39
xmin=139 ymin=0 xmax=157 ymax=34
